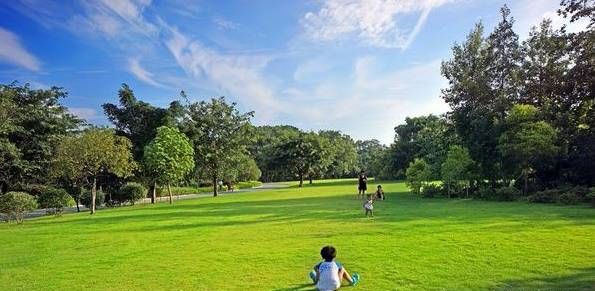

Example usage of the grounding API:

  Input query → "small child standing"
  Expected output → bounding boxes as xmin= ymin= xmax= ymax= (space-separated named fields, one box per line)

xmin=363 ymin=194 xmax=374 ymax=217
xmin=309 ymin=245 xmax=360 ymax=290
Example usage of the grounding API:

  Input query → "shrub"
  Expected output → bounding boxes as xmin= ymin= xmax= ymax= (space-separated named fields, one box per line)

xmin=473 ymin=185 xmax=495 ymax=200
xmin=558 ymin=192 xmax=580 ymax=205
xmin=586 ymin=189 xmax=595 ymax=207
xmin=81 ymin=190 xmax=105 ymax=209
xmin=527 ymin=189 xmax=561 ymax=203
xmin=494 ymin=186 xmax=521 ymax=201
xmin=19 ymin=184 xmax=49 ymax=198
xmin=38 ymin=187 xmax=75 ymax=216
xmin=422 ymin=184 xmax=444 ymax=198
xmin=571 ymin=186 xmax=590 ymax=201
xmin=0 ymin=192 xmax=38 ymax=223
xmin=118 ymin=182 xmax=146 ymax=205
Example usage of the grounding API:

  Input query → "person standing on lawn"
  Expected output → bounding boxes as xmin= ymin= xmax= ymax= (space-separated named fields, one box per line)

xmin=357 ymin=171 xmax=367 ymax=199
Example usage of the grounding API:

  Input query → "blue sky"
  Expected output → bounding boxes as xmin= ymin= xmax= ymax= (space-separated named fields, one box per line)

xmin=0 ymin=0 xmax=584 ymax=144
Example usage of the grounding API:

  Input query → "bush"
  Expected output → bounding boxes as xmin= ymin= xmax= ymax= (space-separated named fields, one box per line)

xmin=0 ymin=192 xmax=38 ymax=223
xmin=586 ymin=189 xmax=595 ymax=207
xmin=527 ymin=189 xmax=561 ymax=203
xmin=118 ymin=183 xmax=146 ymax=205
xmin=38 ymin=187 xmax=75 ymax=216
xmin=473 ymin=185 xmax=495 ymax=200
xmin=236 ymin=181 xmax=263 ymax=189
xmin=81 ymin=190 xmax=105 ymax=209
xmin=571 ymin=186 xmax=590 ymax=201
xmin=494 ymin=186 xmax=521 ymax=201
xmin=18 ymin=184 xmax=49 ymax=198
xmin=558 ymin=192 xmax=580 ymax=205
xmin=422 ymin=184 xmax=444 ymax=198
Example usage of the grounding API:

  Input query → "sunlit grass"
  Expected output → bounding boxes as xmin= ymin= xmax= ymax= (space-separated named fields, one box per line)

xmin=1 ymin=180 xmax=594 ymax=290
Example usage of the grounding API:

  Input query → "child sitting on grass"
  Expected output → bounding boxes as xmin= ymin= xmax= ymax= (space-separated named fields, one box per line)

xmin=363 ymin=194 xmax=374 ymax=217
xmin=309 ymin=245 xmax=360 ymax=290
xmin=375 ymin=185 xmax=385 ymax=200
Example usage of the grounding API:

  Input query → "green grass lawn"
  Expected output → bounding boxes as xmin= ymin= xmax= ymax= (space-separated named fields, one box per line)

xmin=1 ymin=180 xmax=594 ymax=290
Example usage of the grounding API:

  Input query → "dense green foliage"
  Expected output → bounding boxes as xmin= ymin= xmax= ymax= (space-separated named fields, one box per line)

xmin=0 ymin=180 xmax=593 ymax=290
xmin=182 ymin=97 xmax=254 ymax=196
xmin=441 ymin=145 xmax=474 ymax=198
xmin=405 ymin=158 xmax=431 ymax=195
xmin=37 ymin=187 xmax=74 ymax=216
xmin=0 ymin=83 xmax=81 ymax=193
xmin=0 ymin=192 xmax=37 ymax=223
xmin=52 ymin=129 xmax=137 ymax=214
xmin=117 ymin=183 xmax=147 ymax=205
xmin=144 ymin=126 xmax=195 ymax=203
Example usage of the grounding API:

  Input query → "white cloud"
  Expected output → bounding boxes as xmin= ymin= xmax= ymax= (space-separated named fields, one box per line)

xmin=128 ymin=58 xmax=165 ymax=87
xmin=0 ymin=27 xmax=41 ymax=71
xmin=282 ymin=57 xmax=449 ymax=144
xmin=293 ymin=58 xmax=332 ymax=82
xmin=213 ymin=16 xmax=238 ymax=30
xmin=164 ymin=26 xmax=281 ymax=118
xmin=69 ymin=107 xmax=98 ymax=121
xmin=300 ymin=0 xmax=454 ymax=49
xmin=513 ymin=0 xmax=589 ymax=38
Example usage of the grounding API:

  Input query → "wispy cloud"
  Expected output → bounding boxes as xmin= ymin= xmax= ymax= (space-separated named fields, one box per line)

xmin=300 ymin=0 xmax=454 ymax=49
xmin=0 ymin=27 xmax=41 ymax=71
xmin=164 ymin=25 xmax=281 ymax=118
xmin=69 ymin=107 xmax=99 ymax=121
xmin=128 ymin=58 xmax=165 ymax=87
xmin=213 ymin=16 xmax=238 ymax=30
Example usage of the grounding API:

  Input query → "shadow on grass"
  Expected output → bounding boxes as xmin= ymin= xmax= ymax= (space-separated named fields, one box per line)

xmin=30 ymin=189 xmax=595 ymax=236
xmin=271 ymin=283 xmax=314 ymax=291
xmin=493 ymin=267 xmax=595 ymax=291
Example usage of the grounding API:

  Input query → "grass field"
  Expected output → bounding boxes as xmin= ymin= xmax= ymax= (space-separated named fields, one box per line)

xmin=1 ymin=179 xmax=594 ymax=290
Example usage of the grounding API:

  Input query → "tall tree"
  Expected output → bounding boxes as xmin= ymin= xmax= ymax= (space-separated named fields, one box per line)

xmin=182 ymin=97 xmax=254 ymax=196
xmin=273 ymin=133 xmax=324 ymax=187
xmin=319 ymin=130 xmax=357 ymax=179
xmin=406 ymin=158 xmax=431 ymax=195
xmin=144 ymin=126 xmax=195 ymax=204
xmin=498 ymin=105 xmax=558 ymax=195
xmin=355 ymin=139 xmax=387 ymax=177
xmin=0 ymin=82 xmax=81 ymax=191
xmin=249 ymin=125 xmax=301 ymax=182
xmin=52 ymin=129 xmax=137 ymax=214
xmin=441 ymin=145 xmax=475 ymax=198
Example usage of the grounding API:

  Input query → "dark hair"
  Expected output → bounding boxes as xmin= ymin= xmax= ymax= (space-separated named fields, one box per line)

xmin=377 ymin=185 xmax=382 ymax=188
xmin=320 ymin=245 xmax=336 ymax=262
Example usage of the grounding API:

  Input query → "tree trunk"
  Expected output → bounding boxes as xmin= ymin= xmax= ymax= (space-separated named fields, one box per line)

xmin=151 ymin=180 xmax=157 ymax=204
xmin=76 ymin=197 xmax=80 ymax=212
xmin=91 ymin=177 xmax=97 ymax=215
xmin=523 ymin=170 xmax=528 ymax=196
xmin=309 ymin=175 xmax=313 ymax=184
xmin=168 ymin=183 xmax=173 ymax=204
xmin=213 ymin=176 xmax=218 ymax=197
xmin=299 ymin=173 xmax=303 ymax=187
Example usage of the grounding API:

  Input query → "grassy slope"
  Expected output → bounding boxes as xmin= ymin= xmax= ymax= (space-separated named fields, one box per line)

xmin=1 ymin=180 xmax=594 ymax=290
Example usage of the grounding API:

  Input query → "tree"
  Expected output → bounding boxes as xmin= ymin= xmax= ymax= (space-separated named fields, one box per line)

xmin=103 ymin=84 xmax=183 ymax=198
xmin=144 ymin=126 xmax=194 ymax=204
xmin=52 ymin=129 xmax=137 ymax=214
xmin=0 ymin=82 xmax=81 ymax=192
xmin=249 ymin=125 xmax=301 ymax=182
xmin=182 ymin=97 xmax=254 ymax=196
xmin=38 ymin=187 xmax=74 ymax=216
xmin=273 ymin=133 xmax=323 ymax=187
xmin=0 ymin=192 xmax=37 ymax=223
xmin=406 ymin=158 xmax=431 ymax=195
xmin=355 ymin=139 xmax=387 ymax=177
xmin=499 ymin=105 xmax=558 ymax=195
xmin=441 ymin=146 xmax=474 ymax=198
xmin=319 ymin=130 xmax=357 ymax=178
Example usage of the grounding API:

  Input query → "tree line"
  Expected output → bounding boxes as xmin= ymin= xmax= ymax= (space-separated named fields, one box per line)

xmin=376 ymin=3 xmax=594 ymax=204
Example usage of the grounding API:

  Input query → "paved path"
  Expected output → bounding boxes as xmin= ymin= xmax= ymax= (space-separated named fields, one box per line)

xmin=22 ymin=183 xmax=289 ymax=219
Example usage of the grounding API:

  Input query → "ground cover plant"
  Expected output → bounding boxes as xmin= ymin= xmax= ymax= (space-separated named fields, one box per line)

xmin=1 ymin=180 xmax=593 ymax=290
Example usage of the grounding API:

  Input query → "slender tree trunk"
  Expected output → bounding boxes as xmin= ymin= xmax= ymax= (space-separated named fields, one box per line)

xmin=168 ymin=183 xmax=173 ymax=204
xmin=76 ymin=197 xmax=80 ymax=212
xmin=299 ymin=173 xmax=304 ymax=187
xmin=91 ymin=177 xmax=97 ymax=215
xmin=309 ymin=175 xmax=313 ymax=184
xmin=151 ymin=181 xmax=157 ymax=204
xmin=213 ymin=176 xmax=218 ymax=197
xmin=523 ymin=170 xmax=528 ymax=196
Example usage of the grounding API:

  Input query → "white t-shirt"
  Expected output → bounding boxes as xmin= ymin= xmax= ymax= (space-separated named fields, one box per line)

xmin=364 ymin=200 xmax=373 ymax=210
xmin=316 ymin=261 xmax=342 ymax=291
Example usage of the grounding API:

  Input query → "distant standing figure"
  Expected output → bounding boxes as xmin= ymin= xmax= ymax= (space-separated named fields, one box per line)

xmin=357 ymin=171 xmax=367 ymax=199
xmin=375 ymin=185 xmax=385 ymax=200
xmin=363 ymin=194 xmax=374 ymax=217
